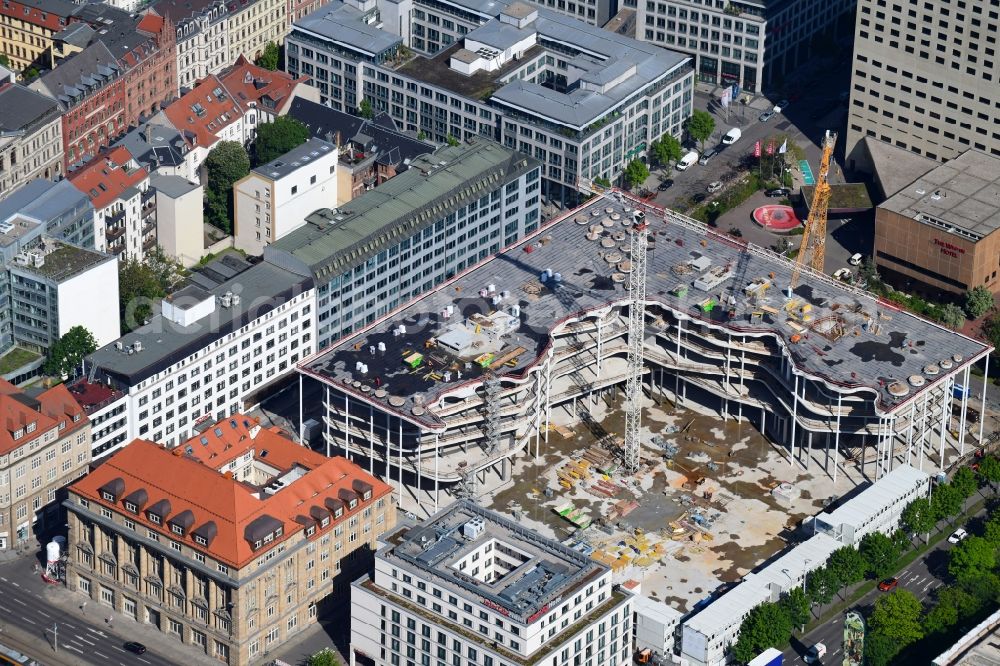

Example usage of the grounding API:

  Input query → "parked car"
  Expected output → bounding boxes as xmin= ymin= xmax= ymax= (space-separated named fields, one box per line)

xmin=722 ymin=127 xmax=742 ymax=145
xmin=833 ymin=268 xmax=852 ymax=282
xmin=699 ymin=148 xmax=720 ymax=165
xmin=707 ymin=181 xmax=723 ymax=193
xmin=849 ymin=253 xmax=864 ymax=266
xmin=765 ymin=187 xmax=791 ymax=197
xmin=774 ymin=99 xmax=790 ymax=113
xmin=877 ymin=578 xmax=899 ymax=592
xmin=676 ymin=150 xmax=699 ymax=171
xmin=124 ymin=642 xmax=147 ymax=655
xmin=758 ymin=110 xmax=776 ymax=122
xmin=949 ymin=528 xmax=969 ymax=544
xmin=658 ymin=179 xmax=674 ymax=191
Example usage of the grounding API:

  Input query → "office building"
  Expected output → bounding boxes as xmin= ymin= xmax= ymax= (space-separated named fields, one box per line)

xmin=875 ymin=150 xmax=1000 ymax=296
xmin=65 ymin=415 xmax=395 ymax=664
xmin=265 ymin=138 xmax=540 ymax=350
xmin=933 ymin=607 xmax=1000 ymax=666
xmin=0 ymin=379 xmax=90 ymax=551
xmin=234 ymin=138 xmax=338 ymax=255
xmin=68 ymin=146 xmax=157 ymax=262
xmin=0 ymin=83 xmax=64 ymax=199
xmin=286 ymin=98 xmax=434 ymax=206
xmin=635 ymin=0 xmax=855 ymax=93
xmin=298 ymin=192 xmax=988 ymax=511
xmin=286 ymin=0 xmax=693 ymax=201
xmin=69 ymin=255 xmax=314 ymax=457
xmin=0 ymin=178 xmax=95 ymax=249
xmin=350 ymin=500 xmax=632 ymax=666
xmin=846 ymin=0 xmax=1000 ymax=165
xmin=0 ymin=234 xmax=120 ymax=360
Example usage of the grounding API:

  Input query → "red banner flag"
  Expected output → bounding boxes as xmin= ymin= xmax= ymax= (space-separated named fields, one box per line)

xmin=766 ymin=141 xmax=775 ymax=156
xmin=753 ymin=140 xmax=761 ymax=158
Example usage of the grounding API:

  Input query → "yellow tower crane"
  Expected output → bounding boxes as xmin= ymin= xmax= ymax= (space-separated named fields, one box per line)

xmin=790 ymin=131 xmax=837 ymax=290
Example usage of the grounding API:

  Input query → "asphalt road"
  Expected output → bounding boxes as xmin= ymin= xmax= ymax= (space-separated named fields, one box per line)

xmin=0 ymin=573 xmax=178 ymax=666
xmin=782 ymin=509 xmax=983 ymax=665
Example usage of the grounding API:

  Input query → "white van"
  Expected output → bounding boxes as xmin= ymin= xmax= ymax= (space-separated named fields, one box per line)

xmin=676 ymin=150 xmax=699 ymax=170
xmin=804 ymin=643 xmax=827 ymax=664
xmin=722 ymin=128 xmax=742 ymax=145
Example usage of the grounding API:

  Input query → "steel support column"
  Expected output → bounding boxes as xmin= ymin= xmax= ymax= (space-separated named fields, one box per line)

xmin=790 ymin=374 xmax=799 ymax=465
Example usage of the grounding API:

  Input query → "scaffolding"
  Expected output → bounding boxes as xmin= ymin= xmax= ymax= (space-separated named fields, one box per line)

xmin=623 ymin=210 xmax=649 ymax=475
xmin=482 ymin=370 xmax=501 ymax=456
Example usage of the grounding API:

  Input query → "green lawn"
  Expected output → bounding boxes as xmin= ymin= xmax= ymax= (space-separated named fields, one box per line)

xmin=0 ymin=347 xmax=41 ymax=375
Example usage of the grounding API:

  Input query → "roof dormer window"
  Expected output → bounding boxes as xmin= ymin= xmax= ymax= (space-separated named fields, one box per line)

xmin=149 ymin=513 xmax=162 ymax=524
xmin=102 ymin=491 xmax=116 ymax=502
xmin=26 ymin=421 xmax=36 ymax=433
xmin=13 ymin=429 xmax=23 ymax=440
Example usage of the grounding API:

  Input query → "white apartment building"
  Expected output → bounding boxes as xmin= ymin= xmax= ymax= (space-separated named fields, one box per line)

xmin=286 ymin=0 xmax=693 ymax=203
xmin=68 ymin=146 xmax=156 ymax=262
xmin=265 ymin=138 xmax=541 ymax=350
xmin=845 ymin=0 xmax=1000 ymax=166
xmin=234 ymin=138 xmax=338 ymax=255
xmin=69 ymin=256 xmax=315 ymax=457
xmin=635 ymin=0 xmax=855 ymax=93
xmin=158 ymin=0 xmax=231 ymax=92
xmin=351 ymin=500 xmax=633 ymax=666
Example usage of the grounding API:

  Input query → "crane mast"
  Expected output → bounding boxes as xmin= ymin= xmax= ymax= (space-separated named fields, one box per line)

xmin=790 ymin=131 xmax=837 ymax=290
xmin=623 ymin=209 xmax=648 ymax=475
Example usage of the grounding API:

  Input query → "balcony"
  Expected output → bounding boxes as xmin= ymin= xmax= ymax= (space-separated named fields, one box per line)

xmin=105 ymin=226 xmax=125 ymax=242
xmin=107 ymin=209 xmax=126 ymax=226
xmin=142 ymin=236 xmax=157 ymax=252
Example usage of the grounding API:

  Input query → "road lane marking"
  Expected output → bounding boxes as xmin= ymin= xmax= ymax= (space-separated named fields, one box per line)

xmin=138 ymin=658 xmax=152 ymax=664
xmin=0 ymin=605 xmax=10 ymax=613
xmin=64 ymin=622 xmax=77 ymax=629
xmin=64 ymin=645 xmax=85 ymax=655
xmin=112 ymin=646 xmax=126 ymax=653
xmin=37 ymin=609 xmax=50 ymax=617
xmin=95 ymin=651 xmax=109 ymax=659
xmin=85 ymin=626 xmax=107 ymax=637
xmin=11 ymin=598 xmax=26 ymax=606
xmin=22 ymin=617 xmax=36 ymax=625
xmin=11 ymin=582 xmax=19 ymax=587
xmin=77 ymin=635 xmax=96 ymax=646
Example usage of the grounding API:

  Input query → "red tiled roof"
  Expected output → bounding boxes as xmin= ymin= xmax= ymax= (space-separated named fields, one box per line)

xmin=67 ymin=146 xmax=149 ymax=210
xmin=69 ymin=414 xmax=391 ymax=568
xmin=0 ymin=379 xmax=89 ymax=456
xmin=163 ymin=75 xmax=245 ymax=148
xmin=136 ymin=10 xmax=164 ymax=34
xmin=219 ymin=56 xmax=307 ymax=115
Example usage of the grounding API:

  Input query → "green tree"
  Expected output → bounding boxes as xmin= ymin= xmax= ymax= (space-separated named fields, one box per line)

xmin=805 ymin=565 xmax=837 ymax=610
xmin=446 ymin=134 xmax=460 ymax=147
xmin=22 ymin=66 xmax=39 ymax=80
xmin=685 ymin=109 xmax=715 ymax=152
xmin=901 ymin=497 xmax=936 ymax=543
xmin=623 ymin=159 xmax=650 ymax=189
xmin=984 ymin=513 xmax=1000 ymax=546
xmin=949 ymin=535 xmax=997 ymax=582
xmin=650 ymin=134 xmax=682 ymax=167
xmin=594 ymin=177 xmax=612 ymax=189
xmin=358 ymin=98 xmax=374 ymax=119
xmin=980 ymin=456 xmax=1000 ymax=494
xmin=0 ymin=54 xmax=10 ymax=67
xmin=119 ymin=258 xmax=168 ymax=332
xmin=416 ymin=130 xmax=426 ymax=140
xmin=255 ymin=41 xmax=280 ymax=70
xmin=827 ymin=546 xmax=867 ymax=598
xmin=44 ymin=326 xmax=97 ymax=378
xmin=731 ymin=602 xmax=792 ymax=663
xmin=931 ymin=482 xmax=964 ymax=523
xmin=869 ymin=589 xmax=924 ymax=646
xmin=922 ymin=596 xmax=959 ymax=635
xmin=858 ymin=256 xmax=880 ymax=287
xmin=203 ymin=141 xmax=250 ymax=233
xmin=308 ymin=649 xmax=340 ymax=666
xmin=859 ymin=532 xmax=899 ymax=580
xmin=252 ymin=116 xmax=310 ymax=166
xmin=863 ymin=632 xmax=901 ymax=666
xmin=780 ymin=586 xmax=810 ymax=632
xmin=952 ymin=466 xmax=979 ymax=499
xmin=940 ymin=303 xmax=966 ymax=329
xmin=965 ymin=285 xmax=994 ymax=319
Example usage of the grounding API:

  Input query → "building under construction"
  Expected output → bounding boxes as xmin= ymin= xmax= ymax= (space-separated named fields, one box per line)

xmin=297 ymin=192 xmax=991 ymax=510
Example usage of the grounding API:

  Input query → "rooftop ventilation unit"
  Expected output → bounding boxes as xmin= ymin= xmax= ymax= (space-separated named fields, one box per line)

xmin=133 ymin=341 xmax=143 ymax=352
xmin=462 ymin=517 xmax=485 ymax=540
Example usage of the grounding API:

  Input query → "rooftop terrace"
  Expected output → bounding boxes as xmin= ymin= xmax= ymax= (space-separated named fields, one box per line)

xmin=301 ymin=193 xmax=990 ymax=428
xmin=396 ymin=42 xmax=545 ymax=101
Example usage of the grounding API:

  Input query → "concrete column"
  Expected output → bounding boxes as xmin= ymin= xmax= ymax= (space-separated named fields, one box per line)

xmin=979 ymin=354 xmax=990 ymax=447
xmin=344 ymin=392 xmax=350 ymax=461
xmin=434 ymin=434 xmax=439 ymax=514
xmin=833 ymin=392 xmax=842 ymax=484
xmin=790 ymin=374 xmax=799 ymax=465
xmin=368 ymin=405 xmax=374 ymax=476
xmin=958 ymin=366 xmax=970 ymax=457
xmin=939 ymin=381 xmax=950 ymax=471
xmin=298 ymin=374 xmax=304 ymax=443
xmin=325 ymin=385 xmax=331 ymax=457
